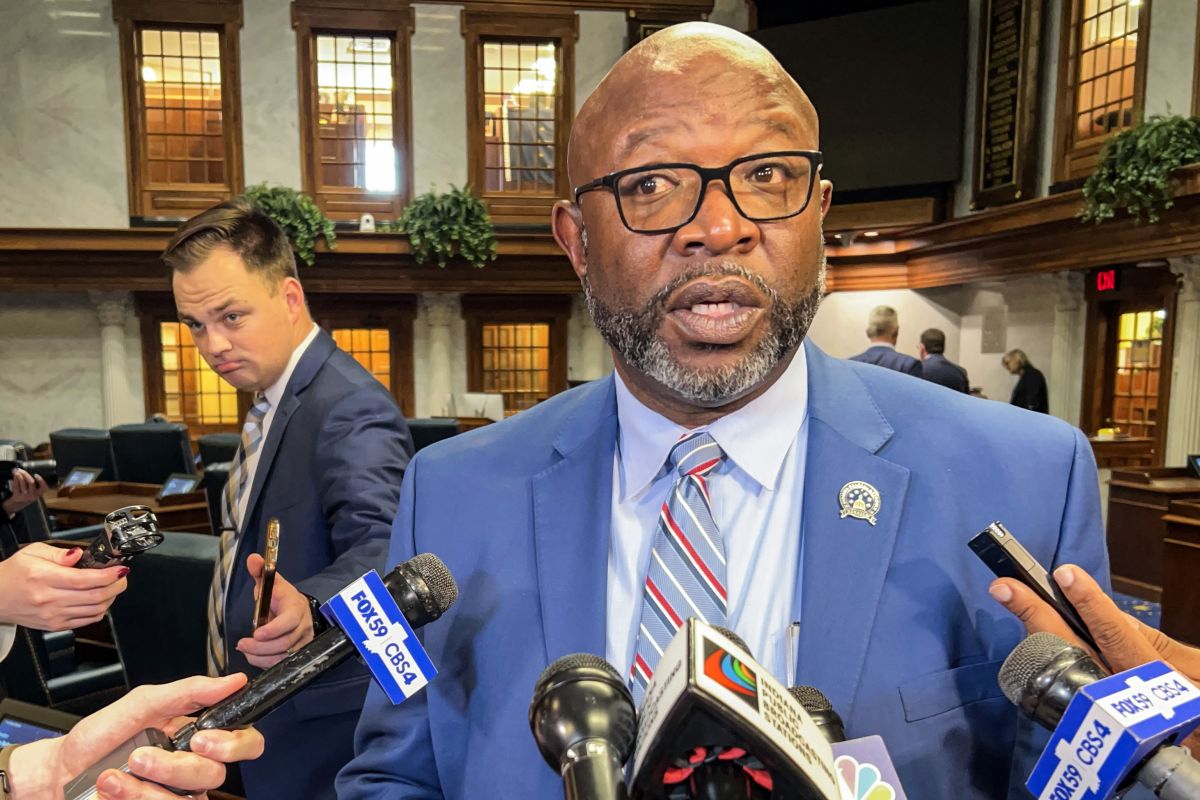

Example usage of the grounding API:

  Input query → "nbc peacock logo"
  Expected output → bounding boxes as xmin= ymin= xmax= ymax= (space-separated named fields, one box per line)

xmin=702 ymin=638 xmax=759 ymax=712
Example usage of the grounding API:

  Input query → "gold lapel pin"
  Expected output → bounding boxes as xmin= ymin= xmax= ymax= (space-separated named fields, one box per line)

xmin=839 ymin=481 xmax=881 ymax=526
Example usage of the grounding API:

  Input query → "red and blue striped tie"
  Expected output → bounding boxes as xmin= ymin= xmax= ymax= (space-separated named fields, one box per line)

xmin=630 ymin=430 xmax=727 ymax=704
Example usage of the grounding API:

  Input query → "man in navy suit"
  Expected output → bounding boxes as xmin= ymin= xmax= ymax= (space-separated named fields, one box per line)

xmin=165 ymin=199 xmax=412 ymax=799
xmin=849 ymin=305 xmax=923 ymax=376
xmin=340 ymin=24 xmax=1107 ymax=799
xmin=919 ymin=327 xmax=970 ymax=393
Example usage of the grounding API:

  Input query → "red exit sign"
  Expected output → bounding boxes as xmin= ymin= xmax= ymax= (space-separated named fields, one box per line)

xmin=1096 ymin=269 xmax=1119 ymax=292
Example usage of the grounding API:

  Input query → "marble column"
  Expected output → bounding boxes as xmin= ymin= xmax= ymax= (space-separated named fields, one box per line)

xmin=89 ymin=291 xmax=136 ymax=427
xmin=1166 ymin=259 xmax=1200 ymax=466
xmin=422 ymin=294 xmax=458 ymax=416
xmin=1046 ymin=271 xmax=1085 ymax=426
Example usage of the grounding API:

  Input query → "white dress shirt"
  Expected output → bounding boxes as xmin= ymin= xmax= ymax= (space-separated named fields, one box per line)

xmin=235 ymin=323 xmax=319 ymax=530
xmin=606 ymin=346 xmax=809 ymax=682
xmin=0 ymin=623 xmax=13 ymax=661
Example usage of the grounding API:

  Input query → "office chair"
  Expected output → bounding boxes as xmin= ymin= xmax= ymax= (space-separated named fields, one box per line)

xmin=109 ymin=422 xmax=194 ymax=485
xmin=48 ymin=428 xmax=116 ymax=482
xmin=197 ymin=432 xmax=241 ymax=467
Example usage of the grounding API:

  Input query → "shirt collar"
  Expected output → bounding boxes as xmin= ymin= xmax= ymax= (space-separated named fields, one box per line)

xmin=264 ymin=323 xmax=319 ymax=408
xmin=614 ymin=345 xmax=809 ymax=500
xmin=868 ymin=341 xmax=896 ymax=350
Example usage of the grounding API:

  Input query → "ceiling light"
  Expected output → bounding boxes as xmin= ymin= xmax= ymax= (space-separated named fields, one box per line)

xmin=862 ymin=230 xmax=880 ymax=238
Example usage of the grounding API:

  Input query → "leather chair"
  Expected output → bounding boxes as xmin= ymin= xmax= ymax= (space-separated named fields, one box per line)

xmin=405 ymin=418 xmax=460 ymax=452
xmin=109 ymin=422 xmax=195 ymax=485
xmin=198 ymin=432 xmax=241 ymax=467
xmin=109 ymin=532 xmax=220 ymax=687
xmin=49 ymin=428 xmax=117 ymax=483
xmin=202 ymin=462 xmax=231 ymax=537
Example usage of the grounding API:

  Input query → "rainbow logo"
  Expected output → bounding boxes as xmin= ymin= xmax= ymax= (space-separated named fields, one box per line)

xmin=835 ymin=755 xmax=897 ymax=800
xmin=702 ymin=639 xmax=758 ymax=711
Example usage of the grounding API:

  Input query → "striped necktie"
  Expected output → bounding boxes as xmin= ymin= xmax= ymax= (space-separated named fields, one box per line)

xmin=206 ymin=393 xmax=271 ymax=676
xmin=629 ymin=430 xmax=727 ymax=705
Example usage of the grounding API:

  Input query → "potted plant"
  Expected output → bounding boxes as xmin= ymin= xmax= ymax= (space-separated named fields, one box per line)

xmin=242 ymin=183 xmax=337 ymax=267
xmin=1080 ymin=114 xmax=1200 ymax=224
xmin=398 ymin=185 xmax=498 ymax=268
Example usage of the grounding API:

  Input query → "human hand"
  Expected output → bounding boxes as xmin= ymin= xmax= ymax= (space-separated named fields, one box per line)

xmin=991 ymin=563 xmax=1200 ymax=757
xmin=2 ymin=468 xmax=48 ymax=517
xmin=0 ymin=543 xmax=128 ymax=630
xmin=235 ymin=553 xmax=313 ymax=669
xmin=6 ymin=673 xmax=264 ymax=800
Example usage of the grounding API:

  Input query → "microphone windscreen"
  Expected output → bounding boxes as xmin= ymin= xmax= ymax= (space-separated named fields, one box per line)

xmin=536 ymin=652 xmax=623 ymax=688
xmin=998 ymin=631 xmax=1073 ymax=705
xmin=790 ymin=685 xmax=833 ymax=713
xmin=712 ymin=626 xmax=752 ymax=656
xmin=409 ymin=553 xmax=459 ymax=614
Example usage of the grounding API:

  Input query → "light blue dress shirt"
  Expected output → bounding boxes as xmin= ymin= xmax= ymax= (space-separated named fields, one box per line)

xmin=606 ymin=346 xmax=809 ymax=684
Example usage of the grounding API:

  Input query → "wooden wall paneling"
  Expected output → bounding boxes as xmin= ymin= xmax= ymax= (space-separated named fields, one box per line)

xmin=461 ymin=294 xmax=571 ymax=403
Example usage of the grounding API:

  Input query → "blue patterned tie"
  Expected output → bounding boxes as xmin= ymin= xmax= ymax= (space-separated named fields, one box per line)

xmin=629 ymin=431 xmax=727 ymax=704
xmin=207 ymin=393 xmax=271 ymax=675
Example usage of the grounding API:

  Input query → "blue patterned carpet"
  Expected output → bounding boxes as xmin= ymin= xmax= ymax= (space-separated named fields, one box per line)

xmin=1113 ymin=591 xmax=1161 ymax=629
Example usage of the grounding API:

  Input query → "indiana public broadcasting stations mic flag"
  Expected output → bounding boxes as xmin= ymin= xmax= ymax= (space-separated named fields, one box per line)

xmin=321 ymin=570 xmax=438 ymax=704
xmin=1026 ymin=660 xmax=1200 ymax=800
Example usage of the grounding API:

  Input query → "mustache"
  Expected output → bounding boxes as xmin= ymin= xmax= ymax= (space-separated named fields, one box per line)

xmin=642 ymin=263 xmax=782 ymax=317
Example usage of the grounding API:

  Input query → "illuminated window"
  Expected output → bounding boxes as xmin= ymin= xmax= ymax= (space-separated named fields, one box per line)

xmin=332 ymin=328 xmax=392 ymax=390
xmin=293 ymin=5 xmax=413 ymax=220
xmin=159 ymin=322 xmax=239 ymax=425
xmin=1110 ymin=309 xmax=1165 ymax=438
xmin=479 ymin=323 xmax=551 ymax=415
xmin=1054 ymin=0 xmax=1149 ymax=181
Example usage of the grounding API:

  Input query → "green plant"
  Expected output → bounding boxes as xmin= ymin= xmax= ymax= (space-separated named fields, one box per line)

xmin=1080 ymin=114 xmax=1200 ymax=224
xmin=242 ymin=183 xmax=336 ymax=267
xmin=398 ymin=185 xmax=498 ymax=268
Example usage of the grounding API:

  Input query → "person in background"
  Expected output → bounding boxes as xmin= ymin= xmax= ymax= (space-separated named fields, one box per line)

xmin=849 ymin=304 xmax=922 ymax=376
xmin=918 ymin=328 xmax=969 ymax=393
xmin=0 ymin=674 xmax=264 ymax=799
xmin=1003 ymin=348 xmax=1049 ymax=413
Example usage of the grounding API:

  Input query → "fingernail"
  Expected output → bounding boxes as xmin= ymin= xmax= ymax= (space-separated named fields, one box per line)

xmin=129 ymin=751 xmax=148 ymax=772
xmin=67 ymin=548 xmax=79 ymax=556
xmin=989 ymin=583 xmax=1013 ymax=603
xmin=1054 ymin=565 xmax=1075 ymax=588
xmin=98 ymin=772 xmax=122 ymax=796
xmin=118 ymin=567 xmax=130 ymax=578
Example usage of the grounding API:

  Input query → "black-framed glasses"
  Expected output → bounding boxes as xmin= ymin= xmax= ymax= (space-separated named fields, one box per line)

xmin=573 ymin=150 xmax=823 ymax=234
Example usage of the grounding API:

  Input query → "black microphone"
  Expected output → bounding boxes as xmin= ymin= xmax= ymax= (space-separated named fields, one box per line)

xmin=789 ymin=686 xmax=846 ymax=744
xmin=999 ymin=632 xmax=1200 ymax=800
xmin=529 ymin=653 xmax=636 ymax=800
xmin=64 ymin=554 xmax=458 ymax=799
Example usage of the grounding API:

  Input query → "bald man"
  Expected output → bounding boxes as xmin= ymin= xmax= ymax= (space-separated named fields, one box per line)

xmin=339 ymin=24 xmax=1107 ymax=799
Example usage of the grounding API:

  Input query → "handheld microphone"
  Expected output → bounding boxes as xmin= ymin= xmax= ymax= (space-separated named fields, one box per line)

xmin=790 ymin=686 xmax=909 ymax=800
xmin=63 ymin=553 xmax=458 ymax=799
xmin=629 ymin=618 xmax=840 ymax=800
xmin=1000 ymin=632 xmax=1200 ymax=800
xmin=76 ymin=505 xmax=164 ymax=568
xmin=529 ymin=653 xmax=636 ymax=800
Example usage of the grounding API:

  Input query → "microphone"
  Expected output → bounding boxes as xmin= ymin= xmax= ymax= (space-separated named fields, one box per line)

xmin=529 ymin=653 xmax=636 ymax=800
xmin=999 ymin=632 xmax=1200 ymax=800
xmin=63 ymin=553 xmax=458 ymax=799
xmin=629 ymin=618 xmax=840 ymax=800
xmin=790 ymin=686 xmax=909 ymax=800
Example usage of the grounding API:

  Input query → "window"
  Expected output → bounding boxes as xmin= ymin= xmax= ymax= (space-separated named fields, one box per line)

xmin=463 ymin=10 xmax=577 ymax=224
xmin=332 ymin=328 xmax=394 ymax=389
xmin=159 ymin=322 xmax=240 ymax=425
xmin=1110 ymin=309 xmax=1165 ymax=438
xmin=293 ymin=3 xmax=414 ymax=220
xmin=463 ymin=296 xmax=570 ymax=416
xmin=313 ymin=296 xmax=417 ymax=417
xmin=113 ymin=1 xmax=244 ymax=219
xmin=1053 ymin=0 xmax=1150 ymax=182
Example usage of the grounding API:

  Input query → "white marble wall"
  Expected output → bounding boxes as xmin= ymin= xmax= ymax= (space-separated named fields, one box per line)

xmin=411 ymin=5 xmax=469 ymax=195
xmin=1143 ymin=0 xmax=1198 ymax=117
xmin=242 ymin=0 xmax=302 ymax=189
xmin=576 ymin=11 xmax=627 ymax=115
xmin=0 ymin=0 xmax=128 ymax=227
xmin=0 ymin=293 xmax=144 ymax=446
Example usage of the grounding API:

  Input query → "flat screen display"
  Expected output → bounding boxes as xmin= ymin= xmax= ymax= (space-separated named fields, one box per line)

xmin=63 ymin=467 xmax=102 ymax=487
xmin=0 ymin=716 xmax=64 ymax=746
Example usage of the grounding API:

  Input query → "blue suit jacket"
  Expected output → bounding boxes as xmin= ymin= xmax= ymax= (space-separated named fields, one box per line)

xmin=224 ymin=330 xmax=413 ymax=799
xmin=850 ymin=344 xmax=923 ymax=377
xmin=338 ymin=341 xmax=1109 ymax=800
xmin=922 ymin=353 xmax=970 ymax=393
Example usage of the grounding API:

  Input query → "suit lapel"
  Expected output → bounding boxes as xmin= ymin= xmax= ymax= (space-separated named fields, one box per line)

xmin=794 ymin=342 xmax=910 ymax=718
xmin=531 ymin=377 xmax=618 ymax=662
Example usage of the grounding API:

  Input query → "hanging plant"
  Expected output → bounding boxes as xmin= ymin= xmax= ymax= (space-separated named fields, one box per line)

xmin=242 ymin=183 xmax=337 ymax=267
xmin=398 ymin=185 xmax=498 ymax=268
xmin=1080 ymin=114 xmax=1200 ymax=225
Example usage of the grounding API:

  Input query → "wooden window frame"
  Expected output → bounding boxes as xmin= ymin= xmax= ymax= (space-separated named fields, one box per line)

xmin=462 ymin=8 xmax=578 ymax=225
xmin=1051 ymin=0 xmax=1152 ymax=185
xmin=113 ymin=0 xmax=245 ymax=220
xmin=292 ymin=1 xmax=415 ymax=221
xmin=311 ymin=294 xmax=418 ymax=417
xmin=462 ymin=295 xmax=570 ymax=412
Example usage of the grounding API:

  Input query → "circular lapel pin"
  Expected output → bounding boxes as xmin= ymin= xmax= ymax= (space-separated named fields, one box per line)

xmin=839 ymin=481 xmax=881 ymax=526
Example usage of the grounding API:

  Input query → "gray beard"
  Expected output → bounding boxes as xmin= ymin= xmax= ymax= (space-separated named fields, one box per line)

xmin=582 ymin=257 xmax=825 ymax=406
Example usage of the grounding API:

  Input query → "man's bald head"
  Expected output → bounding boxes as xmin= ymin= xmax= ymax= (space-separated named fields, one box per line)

xmin=568 ymin=22 xmax=819 ymax=186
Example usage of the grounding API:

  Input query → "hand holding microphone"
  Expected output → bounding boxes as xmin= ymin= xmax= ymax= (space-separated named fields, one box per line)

xmin=0 ymin=543 xmax=127 ymax=632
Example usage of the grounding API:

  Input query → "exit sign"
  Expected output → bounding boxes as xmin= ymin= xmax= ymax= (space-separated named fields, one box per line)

xmin=1096 ymin=269 xmax=1120 ymax=292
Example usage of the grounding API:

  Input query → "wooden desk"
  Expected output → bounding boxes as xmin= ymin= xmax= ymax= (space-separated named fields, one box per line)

xmin=1089 ymin=436 xmax=1156 ymax=469
xmin=44 ymin=482 xmax=211 ymax=534
xmin=1106 ymin=467 xmax=1200 ymax=600
xmin=1162 ymin=500 xmax=1200 ymax=646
